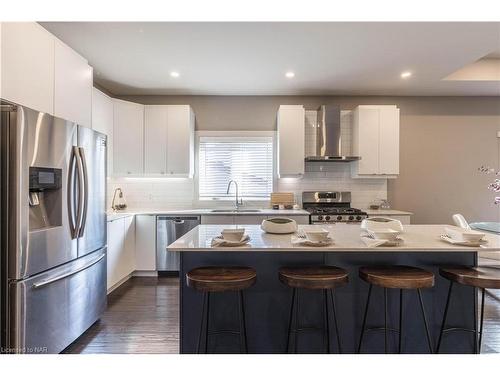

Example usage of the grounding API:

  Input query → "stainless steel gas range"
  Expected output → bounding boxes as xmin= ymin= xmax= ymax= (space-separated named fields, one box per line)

xmin=302 ymin=191 xmax=368 ymax=224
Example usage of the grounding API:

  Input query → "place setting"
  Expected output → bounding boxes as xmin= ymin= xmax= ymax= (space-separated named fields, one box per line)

xmin=291 ymin=227 xmax=334 ymax=247
xmin=360 ymin=217 xmax=404 ymax=247
xmin=440 ymin=227 xmax=488 ymax=247
xmin=211 ymin=228 xmax=251 ymax=247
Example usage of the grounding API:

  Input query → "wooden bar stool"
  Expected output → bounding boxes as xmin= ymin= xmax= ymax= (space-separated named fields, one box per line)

xmin=436 ymin=266 xmax=500 ymax=354
xmin=357 ymin=265 xmax=435 ymax=354
xmin=279 ymin=266 xmax=349 ymax=354
xmin=187 ymin=266 xmax=257 ymax=353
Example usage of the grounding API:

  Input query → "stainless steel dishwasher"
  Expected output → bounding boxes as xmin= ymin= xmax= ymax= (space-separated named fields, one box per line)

xmin=156 ymin=216 xmax=200 ymax=273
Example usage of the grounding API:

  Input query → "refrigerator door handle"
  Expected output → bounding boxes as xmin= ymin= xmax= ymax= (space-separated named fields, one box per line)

xmin=74 ymin=147 xmax=85 ymax=237
xmin=78 ymin=147 xmax=89 ymax=237
xmin=32 ymin=253 xmax=106 ymax=289
xmin=67 ymin=146 xmax=78 ymax=239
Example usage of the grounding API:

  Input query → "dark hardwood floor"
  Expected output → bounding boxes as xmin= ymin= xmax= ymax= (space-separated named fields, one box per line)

xmin=64 ymin=275 xmax=500 ymax=354
xmin=63 ymin=277 xmax=180 ymax=354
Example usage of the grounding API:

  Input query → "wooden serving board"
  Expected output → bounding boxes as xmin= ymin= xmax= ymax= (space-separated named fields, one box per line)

xmin=270 ymin=192 xmax=295 ymax=207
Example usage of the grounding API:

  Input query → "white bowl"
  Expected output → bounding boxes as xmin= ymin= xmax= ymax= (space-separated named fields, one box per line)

xmin=261 ymin=217 xmax=298 ymax=234
xmin=367 ymin=228 xmax=401 ymax=241
xmin=221 ymin=228 xmax=245 ymax=242
xmin=445 ymin=227 xmax=485 ymax=243
xmin=304 ymin=228 xmax=330 ymax=242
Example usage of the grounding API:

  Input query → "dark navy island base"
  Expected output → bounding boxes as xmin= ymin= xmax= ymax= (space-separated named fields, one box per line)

xmin=179 ymin=251 xmax=477 ymax=354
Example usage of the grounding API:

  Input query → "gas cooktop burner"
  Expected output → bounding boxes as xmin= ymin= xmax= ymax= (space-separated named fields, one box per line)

xmin=302 ymin=191 xmax=368 ymax=223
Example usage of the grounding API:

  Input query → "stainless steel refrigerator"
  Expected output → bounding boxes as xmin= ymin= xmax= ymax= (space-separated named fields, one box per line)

xmin=0 ymin=100 xmax=107 ymax=354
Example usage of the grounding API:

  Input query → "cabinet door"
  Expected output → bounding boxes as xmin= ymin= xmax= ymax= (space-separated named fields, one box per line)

xmin=200 ymin=215 xmax=234 ymax=225
xmin=107 ymin=219 xmax=125 ymax=290
xmin=144 ymin=105 xmax=168 ymax=174
xmin=54 ymin=38 xmax=92 ymax=127
xmin=1 ymin=22 xmax=54 ymax=114
xmin=277 ymin=105 xmax=305 ymax=177
xmin=113 ymin=99 xmax=144 ymax=175
xmin=355 ymin=107 xmax=380 ymax=175
xmin=166 ymin=105 xmax=194 ymax=177
xmin=378 ymin=107 xmax=400 ymax=175
xmin=92 ymin=88 xmax=113 ymax=173
xmin=135 ymin=215 xmax=157 ymax=271
xmin=122 ymin=216 xmax=136 ymax=276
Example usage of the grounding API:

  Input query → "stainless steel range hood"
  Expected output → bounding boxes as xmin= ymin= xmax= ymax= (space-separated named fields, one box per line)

xmin=305 ymin=105 xmax=360 ymax=162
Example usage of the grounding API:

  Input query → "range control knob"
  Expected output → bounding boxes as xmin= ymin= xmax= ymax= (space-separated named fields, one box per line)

xmin=356 ymin=216 xmax=362 ymax=221
xmin=317 ymin=215 xmax=323 ymax=221
xmin=348 ymin=215 xmax=354 ymax=221
xmin=325 ymin=215 xmax=331 ymax=221
xmin=337 ymin=216 xmax=343 ymax=221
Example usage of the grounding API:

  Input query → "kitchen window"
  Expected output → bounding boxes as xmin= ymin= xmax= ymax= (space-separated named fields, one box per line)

xmin=198 ymin=135 xmax=274 ymax=200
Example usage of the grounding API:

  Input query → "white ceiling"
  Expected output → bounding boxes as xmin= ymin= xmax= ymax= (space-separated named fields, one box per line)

xmin=40 ymin=22 xmax=500 ymax=96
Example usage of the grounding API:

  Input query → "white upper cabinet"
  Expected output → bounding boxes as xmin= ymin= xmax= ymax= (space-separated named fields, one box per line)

xmin=144 ymin=105 xmax=168 ymax=174
xmin=113 ymin=99 xmax=144 ymax=175
xmin=144 ymin=104 xmax=194 ymax=177
xmin=351 ymin=105 xmax=400 ymax=177
xmin=54 ymin=38 xmax=93 ymax=127
xmin=92 ymin=87 xmax=114 ymax=173
xmin=277 ymin=105 xmax=305 ymax=178
xmin=166 ymin=105 xmax=195 ymax=177
xmin=1 ymin=22 xmax=55 ymax=114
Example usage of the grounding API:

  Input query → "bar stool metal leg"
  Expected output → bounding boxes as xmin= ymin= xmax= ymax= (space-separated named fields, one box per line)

xmin=238 ymin=291 xmax=248 ymax=353
xmin=357 ymin=284 xmax=373 ymax=353
xmin=398 ymin=289 xmax=403 ymax=354
xmin=478 ymin=288 xmax=485 ymax=354
xmin=436 ymin=281 xmax=453 ymax=353
xmin=473 ymin=287 xmax=478 ymax=354
xmin=197 ymin=292 xmax=208 ymax=354
xmin=286 ymin=288 xmax=297 ymax=353
xmin=330 ymin=290 xmax=342 ymax=354
xmin=384 ymin=288 xmax=388 ymax=354
xmin=417 ymin=289 xmax=433 ymax=353
xmin=204 ymin=292 xmax=211 ymax=353
xmin=324 ymin=290 xmax=331 ymax=354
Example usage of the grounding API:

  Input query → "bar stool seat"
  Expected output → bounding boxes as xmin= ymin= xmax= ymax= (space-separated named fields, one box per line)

xmin=359 ymin=265 xmax=435 ymax=289
xmin=279 ymin=266 xmax=349 ymax=289
xmin=187 ymin=266 xmax=257 ymax=292
xmin=436 ymin=266 xmax=500 ymax=354
xmin=440 ymin=266 xmax=500 ymax=289
xmin=187 ymin=266 xmax=257 ymax=353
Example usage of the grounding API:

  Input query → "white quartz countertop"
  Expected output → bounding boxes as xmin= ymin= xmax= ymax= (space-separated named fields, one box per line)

xmin=107 ymin=208 xmax=310 ymax=221
xmin=167 ymin=224 xmax=500 ymax=252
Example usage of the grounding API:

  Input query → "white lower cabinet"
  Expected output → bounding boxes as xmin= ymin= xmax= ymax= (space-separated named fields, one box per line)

xmin=234 ymin=215 xmax=268 ymax=225
xmin=201 ymin=215 xmax=234 ymax=225
xmin=135 ymin=215 xmax=157 ymax=271
xmin=107 ymin=216 xmax=136 ymax=292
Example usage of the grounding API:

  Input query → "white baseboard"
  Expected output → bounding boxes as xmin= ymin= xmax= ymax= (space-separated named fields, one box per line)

xmin=132 ymin=270 xmax=158 ymax=277
xmin=107 ymin=273 xmax=132 ymax=294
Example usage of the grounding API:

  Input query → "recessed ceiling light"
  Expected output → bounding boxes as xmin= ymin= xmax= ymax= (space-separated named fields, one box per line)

xmin=401 ymin=71 xmax=412 ymax=79
xmin=285 ymin=71 xmax=295 ymax=78
xmin=170 ymin=71 xmax=180 ymax=78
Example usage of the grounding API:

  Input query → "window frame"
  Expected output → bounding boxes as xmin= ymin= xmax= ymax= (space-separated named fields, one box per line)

xmin=194 ymin=131 xmax=277 ymax=206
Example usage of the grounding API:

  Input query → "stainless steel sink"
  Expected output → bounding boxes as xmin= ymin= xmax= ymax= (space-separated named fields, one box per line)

xmin=210 ymin=209 xmax=261 ymax=213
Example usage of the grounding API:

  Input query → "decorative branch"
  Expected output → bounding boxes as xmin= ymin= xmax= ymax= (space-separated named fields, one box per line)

xmin=479 ymin=166 xmax=500 ymax=204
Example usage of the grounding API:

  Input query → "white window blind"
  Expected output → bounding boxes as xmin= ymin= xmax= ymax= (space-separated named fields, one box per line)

xmin=199 ymin=136 xmax=273 ymax=200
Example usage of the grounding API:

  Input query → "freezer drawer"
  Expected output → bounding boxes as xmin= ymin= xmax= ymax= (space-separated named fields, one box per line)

xmin=8 ymin=248 xmax=107 ymax=354
xmin=157 ymin=216 xmax=199 ymax=271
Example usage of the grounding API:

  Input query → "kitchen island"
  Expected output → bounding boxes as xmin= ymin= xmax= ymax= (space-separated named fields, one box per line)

xmin=168 ymin=225 xmax=500 ymax=354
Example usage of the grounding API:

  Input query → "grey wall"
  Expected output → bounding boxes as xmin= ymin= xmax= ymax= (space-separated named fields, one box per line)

xmin=118 ymin=94 xmax=500 ymax=224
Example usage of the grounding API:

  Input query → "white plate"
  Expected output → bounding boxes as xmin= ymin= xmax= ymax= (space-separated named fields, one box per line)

xmin=440 ymin=235 xmax=488 ymax=247
xmin=293 ymin=234 xmax=334 ymax=247
xmin=212 ymin=234 xmax=251 ymax=247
